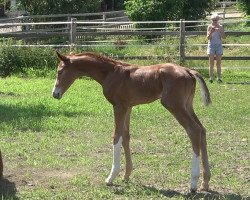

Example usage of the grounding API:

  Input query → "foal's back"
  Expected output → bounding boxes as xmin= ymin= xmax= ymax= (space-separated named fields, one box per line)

xmin=104 ymin=63 xmax=194 ymax=106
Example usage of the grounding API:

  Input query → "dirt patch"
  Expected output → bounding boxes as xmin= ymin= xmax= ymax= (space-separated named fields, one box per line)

xmin=0 ymin=166 xmax=82 ymax=198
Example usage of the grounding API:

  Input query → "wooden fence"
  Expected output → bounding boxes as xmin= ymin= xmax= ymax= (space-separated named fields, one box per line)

xmin=0 ymin=10 xmax=127 ymax=23
xmin=0 ymin=17 xmax=250 ymax=62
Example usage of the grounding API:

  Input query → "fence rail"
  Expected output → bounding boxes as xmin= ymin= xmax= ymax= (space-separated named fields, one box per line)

xmin=0 ymin=18 xmax=250 ymax=62
xmin=0 ymin=10 xmax=126 ymax=22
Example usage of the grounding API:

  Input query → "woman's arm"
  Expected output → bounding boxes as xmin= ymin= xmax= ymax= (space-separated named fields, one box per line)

xmin=219 ymin=25 xmax=225 ymax=39
xmin=206 ymin=26 xmax=214 ymax=40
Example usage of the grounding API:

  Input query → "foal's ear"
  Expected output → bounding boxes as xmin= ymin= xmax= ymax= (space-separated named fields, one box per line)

xmin=56 ymin=51 xmax=70 ymax=64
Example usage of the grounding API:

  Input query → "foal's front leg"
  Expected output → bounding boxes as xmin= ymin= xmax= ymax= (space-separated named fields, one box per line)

xmin=105 ymin=135 xmax=123 ymax=185
xmin=105 ymin=105 xmax=127 ymax=185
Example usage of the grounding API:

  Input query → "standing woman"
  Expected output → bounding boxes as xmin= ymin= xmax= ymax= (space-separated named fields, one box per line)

xmin=207 ymin=13 xmax=225 ymax=83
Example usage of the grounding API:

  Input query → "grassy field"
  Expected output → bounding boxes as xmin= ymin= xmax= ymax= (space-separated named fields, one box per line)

xmin=0 ymin=68 xmax=249 ymax=199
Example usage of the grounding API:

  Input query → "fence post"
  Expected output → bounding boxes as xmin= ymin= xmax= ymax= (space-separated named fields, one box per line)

xmin=223 ymin=3 xmax=226 ymax=19
xmin=179 ymin=19 xmax=185 ymax=63
xmin=102 ymin=13 xmax=107 ymax=27
xmin=70 ymin=17 xmax=77 ymax=52
xmin=67 ymin=16 xmax=71 ymax=32
xmin=20 ymin=15 xmax=30 ymax=32
xmin=102 ymin=13 xmax=107 ymax=39
xmin=102 ymin=13 xmax=106 ymax=21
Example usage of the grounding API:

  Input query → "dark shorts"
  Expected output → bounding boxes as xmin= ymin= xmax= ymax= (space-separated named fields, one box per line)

xmin=207 ymin=44 xmax=223 ymax=55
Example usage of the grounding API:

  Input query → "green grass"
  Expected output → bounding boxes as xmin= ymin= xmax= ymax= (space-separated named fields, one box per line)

xmin=0 ymin=68 xmax=249 ymax=199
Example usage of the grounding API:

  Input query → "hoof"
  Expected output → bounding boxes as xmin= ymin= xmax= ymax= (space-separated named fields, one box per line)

xmin=123 ymin=175 xmax=130 ymax=182
xmin=200 ymin=187 xmax=210 ymax=192
xmin=105 ymin=180 xmax=113 ymax=186
xmin=105 ymin=177 xmax=114 ymax=186
xmin=201 ymin=182 xmax=209 ymax=191
xmin=190 ymin=188 xmax=197 ymax=194
xmin=122 ymin=179 xmax=129 ymax=183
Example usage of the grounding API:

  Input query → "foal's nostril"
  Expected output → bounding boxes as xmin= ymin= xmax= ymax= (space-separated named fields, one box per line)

xmin=52 ymin=92 xmax=56 ymax=98
xmin=52 ymin=86 xmax=62 ymax=99
xmin=52 ymin=92 xmax=60 ymax=99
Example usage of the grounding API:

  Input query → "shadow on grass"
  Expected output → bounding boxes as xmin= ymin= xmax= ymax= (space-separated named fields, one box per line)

xmin=225 ymin=81 xmax=250 ymax=85
xmin=110 ymin=182 xmax=249 ymax=199
xmin=142 ymin=185 xmax=249 ymax=200
xmin=0 ymin=93 xmax=93 ymax=132
xmin=0 ymin=177 xmax=19 ymax=199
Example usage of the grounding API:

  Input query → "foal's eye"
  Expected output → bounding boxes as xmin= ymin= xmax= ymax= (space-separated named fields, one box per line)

xmin=58 ymin=70 xmax=63 ymax=75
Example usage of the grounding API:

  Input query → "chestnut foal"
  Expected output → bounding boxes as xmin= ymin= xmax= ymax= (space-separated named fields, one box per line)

xmin=52 ymin=51 xmax=211 ymax=192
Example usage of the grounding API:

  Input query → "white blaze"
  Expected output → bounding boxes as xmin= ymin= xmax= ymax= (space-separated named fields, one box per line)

xmin=52 ymin=79 xmax=61 ymax=96
xmin=53 ymin=86 xmax=61 ymax=95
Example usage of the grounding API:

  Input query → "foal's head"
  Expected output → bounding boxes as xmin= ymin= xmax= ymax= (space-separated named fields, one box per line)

xmin=52 ymin=51 xmax=120 ymax=99
xmin=52 ymin=51 xmax=82 ymax=99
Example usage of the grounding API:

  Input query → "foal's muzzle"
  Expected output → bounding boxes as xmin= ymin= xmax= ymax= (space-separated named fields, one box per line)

xmin=52 ymin=91 xmax=61 ymax=99
xmin=52 ymin=85 xmax=62 ymax=99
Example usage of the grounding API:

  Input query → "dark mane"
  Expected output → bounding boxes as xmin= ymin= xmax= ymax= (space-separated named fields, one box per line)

xmin=73 ymin=52 xmax=132 ymax=67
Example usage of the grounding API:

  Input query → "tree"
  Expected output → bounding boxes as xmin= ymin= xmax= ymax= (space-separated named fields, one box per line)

xmin=102 ymin=0 xmax=124 ymax=11
xmin=237 ymin=0 xmax=250 ymax=15
xmin=17 ymin=0 xmax=101 ymax=15
xmin=125 ymin=0 xmax=215 ymax=22
xmin=181 ymin=0 xmax=215 ymax=20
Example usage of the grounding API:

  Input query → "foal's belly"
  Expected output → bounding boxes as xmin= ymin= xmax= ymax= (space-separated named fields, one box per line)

xmin=130 ymin=93 xmax=161 ymax=106
xmin=126 ymin=81 xmax=162 ymax=106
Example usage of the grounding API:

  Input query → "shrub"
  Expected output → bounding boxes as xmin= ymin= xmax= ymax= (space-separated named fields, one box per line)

xmin=237 ymin=0 xmax=250 ymax=15
xmin=17 ymin=0 xmax=101 ymax=15
xmin=125 ymin=0 xmax=215 ymax=23
xmin=0 ymin=45 xmax=58 ymax=77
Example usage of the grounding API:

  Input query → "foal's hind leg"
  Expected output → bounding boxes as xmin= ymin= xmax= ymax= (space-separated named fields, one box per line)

xmin=161 ymin=98 xmax=202 ymax=192
xmin=188 ymin=107 xmax=211 ymax=191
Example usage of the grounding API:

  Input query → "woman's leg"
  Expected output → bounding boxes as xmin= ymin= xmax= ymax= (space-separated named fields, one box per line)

xmin=216 ymin=54 xmax=222 ymax=82
xmin=209 ymin=55 xmax=215 ymax=82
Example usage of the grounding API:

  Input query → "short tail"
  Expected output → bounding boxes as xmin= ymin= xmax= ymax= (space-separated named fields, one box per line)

xmin=189 ymin=70 xmax=212 ymax=106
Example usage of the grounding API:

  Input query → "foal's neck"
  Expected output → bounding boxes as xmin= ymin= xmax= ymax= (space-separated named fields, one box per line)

xmin=74 ymin=53 xmax=126 ymax=85
xmin=85 ymin=59 xmax=117 ymax=85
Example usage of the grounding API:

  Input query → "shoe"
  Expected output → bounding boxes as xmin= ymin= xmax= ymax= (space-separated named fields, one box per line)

xmin=209 ymin=79 xmax=213 ymax=83
xmin=217 ymin=79 xmax=222 ymax=83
